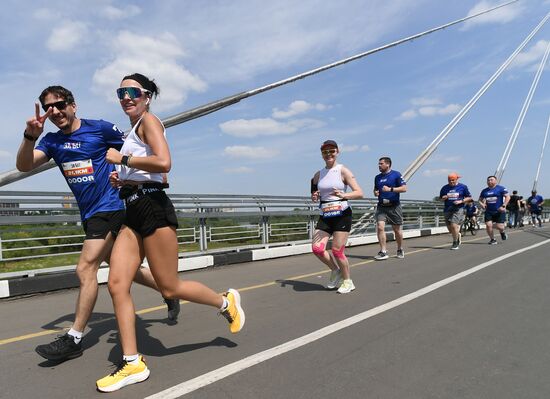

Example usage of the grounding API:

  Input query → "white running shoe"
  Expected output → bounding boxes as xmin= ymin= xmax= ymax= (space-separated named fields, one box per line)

xmin=326 ymin=269 xmax=342 ymax=290
xmin=337 ymin=279 xmax=355 ymax=294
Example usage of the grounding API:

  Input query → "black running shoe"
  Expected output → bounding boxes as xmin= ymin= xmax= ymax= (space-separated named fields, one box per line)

xmin=488 ymin=239 xmax=498 ymax=245
xmin=35 ymin=333 xmax=83 ymax=361
xmin=500 ymin=232 xmax=508 ymax=241
xmin=164 ymin=298 xmax=180 ymax=321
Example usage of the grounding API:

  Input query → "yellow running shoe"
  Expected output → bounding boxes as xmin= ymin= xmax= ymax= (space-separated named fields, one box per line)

xmin=96 ymin=355 xmax=150 ymax=392
xmin=220 ymin=289 xmax=245 ymax=333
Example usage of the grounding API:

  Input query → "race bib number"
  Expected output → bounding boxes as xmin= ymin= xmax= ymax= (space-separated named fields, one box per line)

xmin=321 ymin=201 xmax=345 ymax=218
xmin=61 ymin=159 xmax=95 ymax=184
xmin=486 ymin=196 xmax=497 ymax=204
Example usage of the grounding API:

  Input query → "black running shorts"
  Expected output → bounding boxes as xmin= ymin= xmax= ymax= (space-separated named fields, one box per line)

xmin=315 ymin=207 xmax=352 ymax=235
xmin=82 ymin=210 xmax=125 ymax=240
xmin=124 ymin=189 xmax=179 ymax=237
xmin=484 ymin=211 xmax=506 ymax=224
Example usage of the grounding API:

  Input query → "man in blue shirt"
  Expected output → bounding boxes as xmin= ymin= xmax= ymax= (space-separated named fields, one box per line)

xmin=16 ymin=86 xmax=179 ymax=362
xmin=478 ymin=175 xmax=510 ymax=245
xmin=527 ymin=190 xmax=544 ymax=227
xmin=373 ymin=156 xmax=407 ymax=260
xmin=439 ymin=173 xmax=472 ymax=250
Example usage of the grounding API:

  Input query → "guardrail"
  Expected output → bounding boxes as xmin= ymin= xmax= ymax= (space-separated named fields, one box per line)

xmin=0 ymin=190 xmax=444 ymax=271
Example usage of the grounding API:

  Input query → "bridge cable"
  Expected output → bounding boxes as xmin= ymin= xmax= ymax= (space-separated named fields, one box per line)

xmin=533 ymin=114 xmax=550 ymax=192
xmin=495 ymin=40 xmax=550 ymax=182
xmin=402 ymin=12 xmax=550 ymax=183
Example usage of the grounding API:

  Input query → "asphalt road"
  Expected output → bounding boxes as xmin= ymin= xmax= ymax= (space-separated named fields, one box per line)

xmin=1 ymin=227 xmax=549 ymax=399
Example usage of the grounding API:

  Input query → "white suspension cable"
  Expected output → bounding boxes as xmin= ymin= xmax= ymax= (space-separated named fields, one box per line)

xmin=0 ymin=1 xmax=521 ymax=188
xmin=533 ymin=114 xmax=550 ymax=192
xmin=402 ymin=12 xmax=550 ymax=182
xmin=495 ymin=40 xmax=550 ymax=182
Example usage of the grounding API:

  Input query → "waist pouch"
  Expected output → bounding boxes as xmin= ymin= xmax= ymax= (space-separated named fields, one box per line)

xmin=119 ymin=183 xmax=169 ymax=201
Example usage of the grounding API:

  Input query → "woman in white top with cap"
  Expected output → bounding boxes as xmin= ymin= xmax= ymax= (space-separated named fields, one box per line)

xmin=310 ymin=139 xmax=363 ymax=294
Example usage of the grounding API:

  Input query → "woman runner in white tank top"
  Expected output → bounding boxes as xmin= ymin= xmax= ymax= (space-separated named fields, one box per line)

xmin=310 ymin=140 xmax=363 ymax=294
xmin=98 ymin=73 xmax=245 ymax=393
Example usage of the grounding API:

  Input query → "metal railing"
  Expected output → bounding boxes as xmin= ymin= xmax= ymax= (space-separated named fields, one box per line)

xmin=0 ymin=190 xmax=444 ymax=268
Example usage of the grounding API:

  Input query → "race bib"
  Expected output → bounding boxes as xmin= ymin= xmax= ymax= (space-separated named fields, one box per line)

xmin=486 ymin=196 xmax=497 ymax=204
xmin=61 ymin=159 xmax=95 ymax=184
xmin=321 ymin=201 xmax=347 ymax=218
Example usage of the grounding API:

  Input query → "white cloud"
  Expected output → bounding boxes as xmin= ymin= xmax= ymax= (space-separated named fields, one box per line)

xmin=224 ymin=166 xmax=254 ymax=174
xmin=46 ymin=21 xmax=88 ymax=52
xmin=272 ymin=100 xmax=328 ymax=119
xmin=418 ymin=103 xmax=461 ymax=116
xmin=219 ymin=117 xmax=325 ymax=138
xmin=422 ymin=168 xmax=454 ymax=177
xmin=383 ymin=124 xmax=394 ymax=130
xmin=462 ymin=1 xmax=524 ymax=30
xmin=360 ymin=145 xmax=370 ymax=152
xmin=410 ymin=97 xmax=442 ymax=106
xmin=99 ymin=5 xmax=141 ymax=20
xmin=339 ymin=144 xmax=359 ymax=152
xmin=510 ymin=40 xmax=549 ymax=70
xmin=397 ymin=109 xmax=418 ymax=120
xmin=224 ymin=146 xmax=279 ymax=159
xmin=92 ymin=31 xmax=206 ymax=111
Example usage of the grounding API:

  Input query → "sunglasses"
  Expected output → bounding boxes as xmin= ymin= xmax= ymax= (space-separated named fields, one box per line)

xmin=42 ymin=100 xmax=68 ymax=112
xmin=321 ymin=149 xmax=337 ymax=156
xmin=116 ymin=87 xmax=151 ymax=100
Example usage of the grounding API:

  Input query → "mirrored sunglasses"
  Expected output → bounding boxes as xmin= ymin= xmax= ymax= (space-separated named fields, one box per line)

xmin=321 ymin=149 xmax=337 ymax=156
xmin=116 ymin=87 xmax=151 ymax=100
xmin=42 ymin=100 xmax=68 ymax=112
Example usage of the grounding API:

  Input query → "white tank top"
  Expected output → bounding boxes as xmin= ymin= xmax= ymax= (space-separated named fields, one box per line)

xmin=318 ymin=164 xmax=348 ymax=199
xmin=116 ymin=114 xmax=165 ymax=183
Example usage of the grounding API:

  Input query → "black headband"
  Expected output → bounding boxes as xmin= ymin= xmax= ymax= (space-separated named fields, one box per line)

xmin=122 ymin=73 xmax=154 ymax=93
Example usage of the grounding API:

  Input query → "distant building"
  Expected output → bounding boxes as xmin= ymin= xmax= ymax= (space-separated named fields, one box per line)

xmin=0 ymin=202 xmax=20 ymax=216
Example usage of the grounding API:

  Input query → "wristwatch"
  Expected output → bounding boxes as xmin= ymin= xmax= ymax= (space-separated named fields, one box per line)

xmin=23 ymin=132 xmax=37 ymax=142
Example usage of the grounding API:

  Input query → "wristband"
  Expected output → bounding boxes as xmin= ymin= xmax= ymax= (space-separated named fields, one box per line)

xmin=23 ymin=132 xmax=38 ymax=142
xmin=390 ymin=187 xmax=394 ymax=192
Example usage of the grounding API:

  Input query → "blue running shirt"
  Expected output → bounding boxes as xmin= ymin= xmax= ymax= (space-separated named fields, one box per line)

xmin=440 ymin=183 xmax=471 ymax=212
xmin=527 ymin=195 xmax=544 ymax=212
xmin=374 ymin=170 xmax=406 ymax=205
xmin=36 ymin=119 xmax=125 ymax=221
xmin=465 ymin=203 xmax=478 ymax=216
xmin=479 ymin=185 xmax=509 ymax=213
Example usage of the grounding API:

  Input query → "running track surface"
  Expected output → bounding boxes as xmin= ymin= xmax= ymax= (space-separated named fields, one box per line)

xmin=1 ymin=227 xmax=550 ymax=399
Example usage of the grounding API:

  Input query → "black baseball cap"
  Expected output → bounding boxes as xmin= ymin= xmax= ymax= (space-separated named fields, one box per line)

xmin=320 ymin=140 xmax=338 ymax=149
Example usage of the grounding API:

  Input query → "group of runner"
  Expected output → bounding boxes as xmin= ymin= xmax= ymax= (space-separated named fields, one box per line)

xmin=17 ymin=77 xmax=244 ymax=392
xmin=311 ymin=144 xmax=546 ymax=294
xmin=438 ymin=175 xmax=545 ymax=249
xmin=16 ymin=80 xmax=545 ymax=392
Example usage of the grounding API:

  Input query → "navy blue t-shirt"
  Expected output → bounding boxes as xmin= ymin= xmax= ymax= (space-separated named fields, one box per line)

xmin=527 ymin=195 xmax=544 ymax=212
xmin=465 ymin=203 xmax=478 ymax=216
xmin=374 ymin=170 xmax=406 ymax=205
xmin=440 ymin=183 xmax=471 ymax=212
xmin=479 ymin=185 xmax=509 ymax=213
xmin=36 ymin=119 xmax=125 ymax=221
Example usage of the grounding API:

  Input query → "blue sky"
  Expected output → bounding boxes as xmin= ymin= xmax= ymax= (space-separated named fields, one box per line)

xmin=1 ymin=0 xmax=549 ymax=200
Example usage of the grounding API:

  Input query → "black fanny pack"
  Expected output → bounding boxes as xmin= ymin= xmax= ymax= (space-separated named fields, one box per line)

xmin=119 ymin=183 xmax=169 ymax=200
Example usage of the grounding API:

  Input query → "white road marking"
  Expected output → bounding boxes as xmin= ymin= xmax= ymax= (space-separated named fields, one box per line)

xmin=145 ymin=239 xmax=550 ymax=399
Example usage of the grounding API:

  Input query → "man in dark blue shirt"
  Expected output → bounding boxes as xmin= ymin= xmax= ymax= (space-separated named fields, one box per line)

xmin=527 ymin=190 xmax=544 ymax=227
xmin=16 ymin=86 xmax=178 ymax=362
xmin=478 ymin=175 xmax=510 ymax=245
xmin=373 ymin=157 xmax=407 ymax=260
xmin=439 ymin=173 xmax=472 ymax=250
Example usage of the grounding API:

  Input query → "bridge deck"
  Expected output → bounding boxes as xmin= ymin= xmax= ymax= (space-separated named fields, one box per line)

xmin=1 ymin=227 xmax=549 ymax=398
